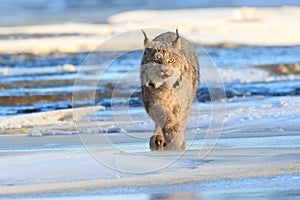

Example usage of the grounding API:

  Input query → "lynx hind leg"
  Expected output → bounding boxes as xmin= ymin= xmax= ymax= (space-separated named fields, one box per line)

xmin=163 ymin=122 xmax=180 ymax=144
xmin=163 ymin=110 xmax=184 ymax=150
xmin=164 ymin=132 xmax=186 ymax=150
xmin=161 ymin=107 xmax=182 ymax=145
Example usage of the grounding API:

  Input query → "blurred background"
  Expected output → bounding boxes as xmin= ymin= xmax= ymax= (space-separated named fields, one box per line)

xmin=1 ymin=0 xmax=300 ymax=26
xmin=0 ymin=0 xmax=300 ymax=119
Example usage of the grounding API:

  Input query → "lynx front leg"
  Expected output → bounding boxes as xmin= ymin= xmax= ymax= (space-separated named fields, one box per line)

xmin=148 ymin=104 xmax=183 ymax=150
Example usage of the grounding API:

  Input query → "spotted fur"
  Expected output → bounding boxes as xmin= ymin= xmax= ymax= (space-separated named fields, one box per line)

xmin=141 ymin=29 xmax=199 ymax=150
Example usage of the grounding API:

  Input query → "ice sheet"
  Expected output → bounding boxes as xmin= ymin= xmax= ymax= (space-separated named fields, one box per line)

xmin=0 ymin=96 xmax=299 ymax=196
xmin=0 ymin=145 xmax=299 ymax=196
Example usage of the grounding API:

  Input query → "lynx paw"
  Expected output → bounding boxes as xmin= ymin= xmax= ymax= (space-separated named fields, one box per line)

xmin=164 ymin=131 xmax=176 ymax=143
xmin=149 ymin=134 xmax=166 ymax=151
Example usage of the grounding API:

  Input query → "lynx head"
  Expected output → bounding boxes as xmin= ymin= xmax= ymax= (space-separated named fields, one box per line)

xmin=141 ymin=29 xmax=188 ymax=89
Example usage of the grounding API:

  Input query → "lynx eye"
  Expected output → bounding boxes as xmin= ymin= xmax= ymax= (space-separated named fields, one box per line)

xmin=167 ymin=58 xmax=176 ymax=64
xmin=153 ymin=59 xmax=162 ymax=64
xmin=144 ymin=48 xmax=151 ymax=55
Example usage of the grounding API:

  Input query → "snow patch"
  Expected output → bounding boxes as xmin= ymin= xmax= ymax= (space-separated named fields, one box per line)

xmin=219 ymin=68 xmax=299 ymax=84
xmin=0 ymin=68 xmax=10 ymax=76
xmin=0 ymin=106 xmax=105 ymax=130
xmin=80 ymin=125 xmax=126 ymax=134
xmin=28 ymin=129 xmax=76 ymax=137
xmin=224 ymin=97 xmax=300 ymax=126
xmin=57 ymin=64 xmax=77 ymax=72
xmin=229 ymin=7 xmax=261 ymax=21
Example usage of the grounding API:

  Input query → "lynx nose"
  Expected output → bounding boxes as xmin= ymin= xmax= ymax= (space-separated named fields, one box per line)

xmin=161 ymin=64 xmax=169 ymax=72
xmin=159 ymin=69 xmax=171 ymax=78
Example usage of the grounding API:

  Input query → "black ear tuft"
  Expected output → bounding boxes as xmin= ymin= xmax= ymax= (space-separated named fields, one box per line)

xmin=176 ymin=29 xmax=179 ymax=38
xmin=142 ymin=29 xmax=151 ymax=47
xmin=173 ymin=29 xmax=181 ymax=49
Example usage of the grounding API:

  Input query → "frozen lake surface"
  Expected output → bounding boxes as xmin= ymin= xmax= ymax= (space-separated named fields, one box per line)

xmin=1 ymin=45 xmax=300 ymax=116
xmin=0 ymin=131 xmax=299 ymax=199
xmin=0 ymin=102 xmax=299 ymax=198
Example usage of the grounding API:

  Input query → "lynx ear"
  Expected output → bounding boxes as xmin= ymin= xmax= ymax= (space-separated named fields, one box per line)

xmin=141 ymin=29 xmax=151 ymax=47
xmin=173 ymin=29 xmax=181 ymax=49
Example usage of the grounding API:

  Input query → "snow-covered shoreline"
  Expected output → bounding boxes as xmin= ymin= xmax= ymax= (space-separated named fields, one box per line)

xmin=1 ymin=96 xmax=299 ymax=135
xmin=1 ymin=7 xmax=300 ymax=55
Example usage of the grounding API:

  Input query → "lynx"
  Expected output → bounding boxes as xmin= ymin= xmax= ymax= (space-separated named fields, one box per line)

xmin=140 ymin=29 xmax=199 ymax=150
